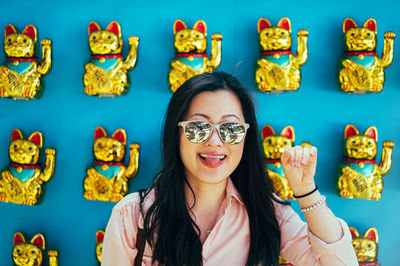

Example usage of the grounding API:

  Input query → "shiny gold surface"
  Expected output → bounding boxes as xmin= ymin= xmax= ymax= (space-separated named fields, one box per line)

xmin=83 ymin=127 xmax=140 ymax=202
xmin=0 ymin=129 xmax=56 ymax=205
xmin=0 ymin=24 xmax=52 ymax=100
xmin=262 ymin=125 xmax=295 ymax=199
xmin=255 ymin=18 xmax=308 ymax=93
xmin=169 ymin=19 xmax=222 ymax=92
xmin=339 ymin=18 xmax=395 ymax=93
xmin=279 ymin=256 xmax=293 ymax=265
xmin=350 ymin=227 xmax=380 ymax=265
xmin=96 ymin=230 xmax=104 ymax=264
xmin=338 ymin=124 xmax=394 ymax=200
xmin=12 ymin=232 xmax=58 ymax=266
xmin=84 ymin=21 xmax=139 ymax=97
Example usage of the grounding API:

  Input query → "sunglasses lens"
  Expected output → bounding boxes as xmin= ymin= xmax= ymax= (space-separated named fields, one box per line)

xmin=219 ymin=122 xmax=246 ymax=144
xmin=184 ymin=121 xmax=212 ymax=143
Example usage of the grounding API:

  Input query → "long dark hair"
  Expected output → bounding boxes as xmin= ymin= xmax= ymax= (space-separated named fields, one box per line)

xmin=142 ymin=71 xmax=286 ymax=266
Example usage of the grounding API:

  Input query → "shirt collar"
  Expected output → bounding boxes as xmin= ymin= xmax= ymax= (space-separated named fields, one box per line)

xmin=226 ymin=177 xmax=244 ymax=206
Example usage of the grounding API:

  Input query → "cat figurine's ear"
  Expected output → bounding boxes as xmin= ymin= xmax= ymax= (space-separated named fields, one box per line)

xmin=96 ymin=230 xmax=105 ymax=244
xmin=281 ymin=126 xmax=295 ymax=142
xmin=344 ymin=124 xmax=359 ymax=138
xmin=277 ymin=17 xmax=291 ymax=33
xmin=193 ymin=20 xmax=207 ymax=35
xmin=173 ymin=19 xmax=187 ymax=34
xmin=364 ymin=126 xmax=378 ymax=142
xmin=28 ymin=132 xmax=43 ymax=148
xmin=11 ymin=129 xmax=23 ymax=141
xmin=94 ymin=127 xmax=107 ymax=139
xmin=106 ymin=21 xmax=122 ymax=37
xmin=13 ymin=232 xmax=26 ymax=245
xmin=364 ymin=18 xmax=377 ymax=33
xmin=5 ymin=24 xmax=17 ymax=37
xmin=364 ymin=227 xmax=379 ymax=243
xmin=343 ymin=18 xmax=357 ymax=32
xmin=31 ymin=234 xmax=45 ymax=249
xmin=349 ymin=226 xmax=359 ymax=239
xmin=112 ymin=129 xmax=126 ymax=145
xmin=257 ymin=18 xmax=271 ymax=33
xmin=88 ymin=22 xmax=101 ymax=35
xmin=22 ymin=25 xmax=37 ymax=42
xmin=261 ymin=125 xmax=275 ymax=139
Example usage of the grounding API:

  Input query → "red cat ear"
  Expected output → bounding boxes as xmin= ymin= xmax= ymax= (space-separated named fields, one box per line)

xmin=364 ymin=126 xmax=378 ymax=142
xmin=94 ymin=127 xmax=107 ymax=139
xmin=277 ymin=17 xmax=291 ymax=32
xmin=257 ymin=18 xmax=271 ymax=33
xmin=11 ymin=129 xmax=23 ymax=141
xmin=281 ymin=126 xmax=295 ymax=142
xmin=193 ymin=20 xmax=207 ymax=35
xmin=96 ymin=230 xmax=105 ymax=244
xmin=343 ymin=18 xmax=357 ymax=32
xmin=173 ymin=19 xmax=187 ymax=34
xmin=22 ymin=25 xmax=37 ymax=42
xmin=364 ymin=18 xmax=377 ymax=33
xmin=112 ymin=129 xmax=126 ymax=145
xmin=5 ymin=24 xmax=17 ymax=37
xmin=13 ymin=232 xmax=26 ymax=245
xmin=261 ymin=125 xmax=275 ymax=139
xmin=344 ymin=124 xmax=359 ymax=138
xmin=31 ymin=234 xmax=45 ymax=249
xmin=88 ymin=22 xmax=101 ymax=35
xmin=364 ymin=227 xmax=378 ymax=243
xmin=28 ymin=132 xmax=43 ymax=148
xmin=106 ymin=21 xmax=121 ymax=37
xmin=349 ymin=227 xmax=359 ymax=239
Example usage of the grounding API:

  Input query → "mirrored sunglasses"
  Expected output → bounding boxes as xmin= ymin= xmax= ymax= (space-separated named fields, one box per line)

xmin=177 ymin=120 xmax=250 ymax=145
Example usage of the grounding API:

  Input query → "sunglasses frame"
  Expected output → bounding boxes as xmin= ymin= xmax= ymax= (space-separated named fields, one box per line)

xmin=177 ymin=120 xmax=250 ymax=145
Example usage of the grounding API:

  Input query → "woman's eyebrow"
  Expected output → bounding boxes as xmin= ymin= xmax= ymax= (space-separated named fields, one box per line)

xmin=187 ymin=113 xmax=240 ymax=120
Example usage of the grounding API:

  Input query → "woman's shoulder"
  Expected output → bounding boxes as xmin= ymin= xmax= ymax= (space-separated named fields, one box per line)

xmin=112 ymin=189 xmax=155 ymax=215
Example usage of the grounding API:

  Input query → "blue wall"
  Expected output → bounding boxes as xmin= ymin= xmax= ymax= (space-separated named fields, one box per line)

xmin=0 ymin=0 xmax=398 ymax=264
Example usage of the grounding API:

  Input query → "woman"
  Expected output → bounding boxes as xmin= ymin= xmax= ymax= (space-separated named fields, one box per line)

xmin=102 ymin=72 xmax=358 ymax=265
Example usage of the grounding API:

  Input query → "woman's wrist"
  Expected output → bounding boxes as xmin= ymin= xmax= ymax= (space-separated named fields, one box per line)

xmin=296 ymin=190 xmax=323 ymax=209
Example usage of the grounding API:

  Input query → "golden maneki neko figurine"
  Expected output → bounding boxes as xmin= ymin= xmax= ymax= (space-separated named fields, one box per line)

xmin=279 ymin=256 xmax=293 ymax=266
xmin=337 ymin=125 xmax=394 ymax=200
xmin=255 ymin=17 xmax=308 ymax=93
xmin=95 ymin=230 xmax=104 ymax=266
xmin=169 ymin=19 xmax=222 ymax=92
xmin=339 ymin=18 xmax=395 ymax=94
xmin=0 ymin=129 xmax=56 ymax=205
xmin=83 ymin=21 xmax=139 ymax=97
xmin=261 ymin=125 xmax=311 ymax=199
xmin=350 ymin=227 xmax=380 ymax=266
xmin=83 ymin=127 xmax=140 ymax=202
xmin=0 ymin=24 xmax=52 ymax=100
xmin=12 ymin=232 xmax=58 ymax=266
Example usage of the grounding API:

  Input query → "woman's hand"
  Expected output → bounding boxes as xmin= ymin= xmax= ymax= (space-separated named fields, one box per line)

xmin=281 ymin=146 xmax=318 ymax=196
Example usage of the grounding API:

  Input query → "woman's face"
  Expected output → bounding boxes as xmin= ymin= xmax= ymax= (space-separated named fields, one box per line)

xmin=179 ymin=90 xmax=246 ymax=186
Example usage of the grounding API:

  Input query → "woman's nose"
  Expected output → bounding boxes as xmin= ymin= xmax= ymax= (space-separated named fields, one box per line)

xmin=206 ymin=128 xmax=224 ymax=146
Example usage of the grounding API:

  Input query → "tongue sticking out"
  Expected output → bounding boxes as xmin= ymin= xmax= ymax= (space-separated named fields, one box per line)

xmin=200 ymin=155 xmax=225 ymax=168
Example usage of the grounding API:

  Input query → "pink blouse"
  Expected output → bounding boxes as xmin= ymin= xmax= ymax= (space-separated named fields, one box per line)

xmin=102 ymin=179 xmax=358 ymax=265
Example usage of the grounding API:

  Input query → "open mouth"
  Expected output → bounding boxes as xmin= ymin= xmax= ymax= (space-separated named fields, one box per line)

xmin=198 ymin=153 xmax=226 ymax=168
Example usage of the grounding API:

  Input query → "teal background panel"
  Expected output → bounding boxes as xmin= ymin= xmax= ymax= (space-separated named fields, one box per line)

xmin=0 ymin=0 xmax=399 ymax=264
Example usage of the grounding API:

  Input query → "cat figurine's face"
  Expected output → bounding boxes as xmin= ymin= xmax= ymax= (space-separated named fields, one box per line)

xmin=344 ymin=125 xmax=377 ymax=160
xmin=88 ymin=21 xmax=122 ymax=55
xmin=96 ymin=230 xmax=104 ymax=263
xmin=343 ymin=18 xmax=377 ymax=51
xmin=262 ymin=126 xmax=294 ymax=159
xmin=93 ymin=127 xmax=126 ymax=162
xmin=4 ymin=24 xmax=37 ymax=58
xmin=173 ymin=20 xmax=207 ymax=53
xmin=9 ymin=129 xmax=42 ymax=165
xmin=258 ymin=18 xmax=292 ymax=51
xmin=12 ymin=233 xmax=44 ymax=266
xmin=350 ymin=227 xmax=379 ymax=263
